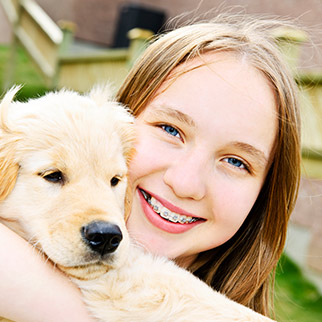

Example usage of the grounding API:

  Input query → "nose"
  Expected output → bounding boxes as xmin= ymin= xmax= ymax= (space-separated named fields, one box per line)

xmin=163 ymin=152 xmax=208 ymax=200
xmin=81 ymin=221 xmax=123 ymax=256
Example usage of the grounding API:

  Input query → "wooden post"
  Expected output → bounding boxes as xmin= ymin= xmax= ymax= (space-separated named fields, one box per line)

xmin=127 ymin=28 xmax=153 ymax=68
xmin=273 ymin=27 xmax=308 ymax=74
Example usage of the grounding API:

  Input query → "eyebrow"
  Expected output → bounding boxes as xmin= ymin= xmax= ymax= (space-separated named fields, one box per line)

xmin=229 ymin=141 xmax=269 ymax=167
xmin=147 ymin=105 xmax=196 ymax=128
xmin=146 ymin=105 xmax=270 ymax=167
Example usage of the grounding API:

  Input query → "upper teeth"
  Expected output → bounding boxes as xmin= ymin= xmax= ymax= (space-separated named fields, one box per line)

xmin=141 ymin=190 xmax=198 ymax=224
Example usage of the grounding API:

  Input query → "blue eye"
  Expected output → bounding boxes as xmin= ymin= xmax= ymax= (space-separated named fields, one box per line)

xmin=161 ymin=125 xmax=180 ymax=138
xmin=224 ymin=157 xmax=246 ymax=169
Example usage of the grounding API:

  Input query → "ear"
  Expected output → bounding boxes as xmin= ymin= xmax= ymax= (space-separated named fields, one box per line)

xmin=124 ymin=180 xmax=132 ymax=222
xmin=121 ymin=125 xmax=135 ymax=222
xmin=0 ymin=86 xmax=21 ymax=201
xmin=88 ymin=83 xmax=114 ymax=106
xmin=89 ymin=83 xmax=135 ymax=160
xmin=121 ymin=124 xmax=136 ymax=167
xmin=0 ymin=147 xmax=19 ymax=201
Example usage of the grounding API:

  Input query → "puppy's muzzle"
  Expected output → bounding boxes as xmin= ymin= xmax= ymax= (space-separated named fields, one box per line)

xmin=81 ymin=221 xmax=123 ymax=256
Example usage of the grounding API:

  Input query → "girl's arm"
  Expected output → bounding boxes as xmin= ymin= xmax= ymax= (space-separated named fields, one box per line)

xmin=0 ymin=223 xmax=95 ymax=322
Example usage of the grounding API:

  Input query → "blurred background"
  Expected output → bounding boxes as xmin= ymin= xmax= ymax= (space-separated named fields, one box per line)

xmin=0 ymin=0 xmax=322 ymax=321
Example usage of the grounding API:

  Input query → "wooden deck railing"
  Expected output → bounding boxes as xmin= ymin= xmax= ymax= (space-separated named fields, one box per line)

xmin=275 ymin=27 xmax=322 ymax=179
xmin=1 ymin=0 xmax=153 ymax=92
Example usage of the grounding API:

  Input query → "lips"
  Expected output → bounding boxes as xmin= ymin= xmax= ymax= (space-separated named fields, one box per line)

xmin=138 ymin=188 xmax=204 ymax=234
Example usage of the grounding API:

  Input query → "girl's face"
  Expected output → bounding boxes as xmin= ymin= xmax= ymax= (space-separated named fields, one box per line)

xmin=127 ymin=52 xmax=277 ymax=267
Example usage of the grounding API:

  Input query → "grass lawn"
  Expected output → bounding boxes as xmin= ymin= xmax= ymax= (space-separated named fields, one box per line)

xmin=275 ymin=254 xmax=322 ymax=321
xmin=0 ymin=43 xmax=322 ymax=321
xmin=0 ymin=44 xmax=48 ymax=99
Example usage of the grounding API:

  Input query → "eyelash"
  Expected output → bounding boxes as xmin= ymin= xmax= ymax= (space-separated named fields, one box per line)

xmin=158 ymin=124 xmax=182 ymax=140
xmin=222 ymin=157 xmax=251 ymax=173
xmin=155 ymin=122 xmax=251 ymax=174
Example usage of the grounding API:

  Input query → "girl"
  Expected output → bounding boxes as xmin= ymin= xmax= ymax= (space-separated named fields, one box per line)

xmin=0 ymin=13 xmax=301 ymax=321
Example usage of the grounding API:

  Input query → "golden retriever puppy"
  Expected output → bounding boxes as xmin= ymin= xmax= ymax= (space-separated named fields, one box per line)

xmin=0 ymin=87 xmax=273 ymax=322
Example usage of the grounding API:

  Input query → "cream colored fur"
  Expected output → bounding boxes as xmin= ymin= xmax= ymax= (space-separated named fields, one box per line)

xmin=0 ymin=87 xmax=274 ymax=322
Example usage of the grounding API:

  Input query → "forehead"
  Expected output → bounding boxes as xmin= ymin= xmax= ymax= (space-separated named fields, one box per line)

xmin=141 ymin=51 xmax=277 ymax=160
xmin=14 ymin=101 xmax=128 ymax=175
xmin=18 ymin=127 xmax=128 ymax=180
xmin=165 ymin=51 xmax=275 ymax=102
xmin=147 ymin=51 xmax=277 ymax=120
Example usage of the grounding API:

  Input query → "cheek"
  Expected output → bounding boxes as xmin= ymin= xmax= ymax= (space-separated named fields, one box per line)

xmin=128 ymin=144 xmax=149 ymax=184
xmin=212 ymin=179 xmax=262 ymax=230
xmin=128 ymin=133 xmax=166 ymax=185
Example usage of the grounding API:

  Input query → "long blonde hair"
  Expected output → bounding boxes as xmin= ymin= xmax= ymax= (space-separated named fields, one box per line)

xmin=117 ymin=14 xmax=301 ymax=316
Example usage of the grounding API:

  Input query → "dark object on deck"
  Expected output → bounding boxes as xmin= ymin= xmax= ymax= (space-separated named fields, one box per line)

xmin=112 ymin=3 xmax=166 ymax=48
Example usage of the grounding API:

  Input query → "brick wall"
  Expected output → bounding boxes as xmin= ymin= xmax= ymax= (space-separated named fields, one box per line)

xmin=41 ymin=0 xmax=322 ymax=51
xmin=0 ymin=4 xmax=12 ymax=44
xmin=1 ymin=1 xmax=322 ymax=44
xmin=291 ymin=178 xmax=322 ymax=272
xmin=1 ymin=0 xmax=321 ymax=66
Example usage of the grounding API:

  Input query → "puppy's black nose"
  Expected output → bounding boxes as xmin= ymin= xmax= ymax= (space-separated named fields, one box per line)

xmin=81 ymin=221 xmax=122 ymax=256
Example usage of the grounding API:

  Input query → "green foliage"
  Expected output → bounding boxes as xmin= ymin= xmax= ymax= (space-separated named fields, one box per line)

xmin=0 ymin=44 xmax=48 ymax=100
xmin=275 ymin=254 xmax=322 ymax=322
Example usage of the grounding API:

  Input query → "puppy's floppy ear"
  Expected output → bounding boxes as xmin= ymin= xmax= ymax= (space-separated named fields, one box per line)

xmin=124 ymin=181 xmax=133 ymax=222
xmin=88 ymin=83 xmax=114 ymax=106
xmin=120 ymin=124 xmax=135 ymax=222
xmin=90 ymin=83 xmax=136 ymax=164
xmin=0 ymin=86 xmax=21 ymax=201
xmin=120 ymin=123 xmax=136 ymax=166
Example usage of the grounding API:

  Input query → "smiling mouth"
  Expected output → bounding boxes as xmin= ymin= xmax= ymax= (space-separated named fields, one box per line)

xmin=140 ymin=189 xmax=202 ymax=224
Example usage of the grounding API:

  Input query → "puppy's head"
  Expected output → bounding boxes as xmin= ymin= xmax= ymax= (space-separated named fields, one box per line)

xmin=0 ymin=85 xmax=135 ymax=279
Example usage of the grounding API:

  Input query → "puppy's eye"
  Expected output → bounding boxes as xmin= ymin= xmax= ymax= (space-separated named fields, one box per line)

xmin=110 ymin=176 xmax=121 ymax=187
xmin=43 ymin=171 xmax=64 ymax=184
